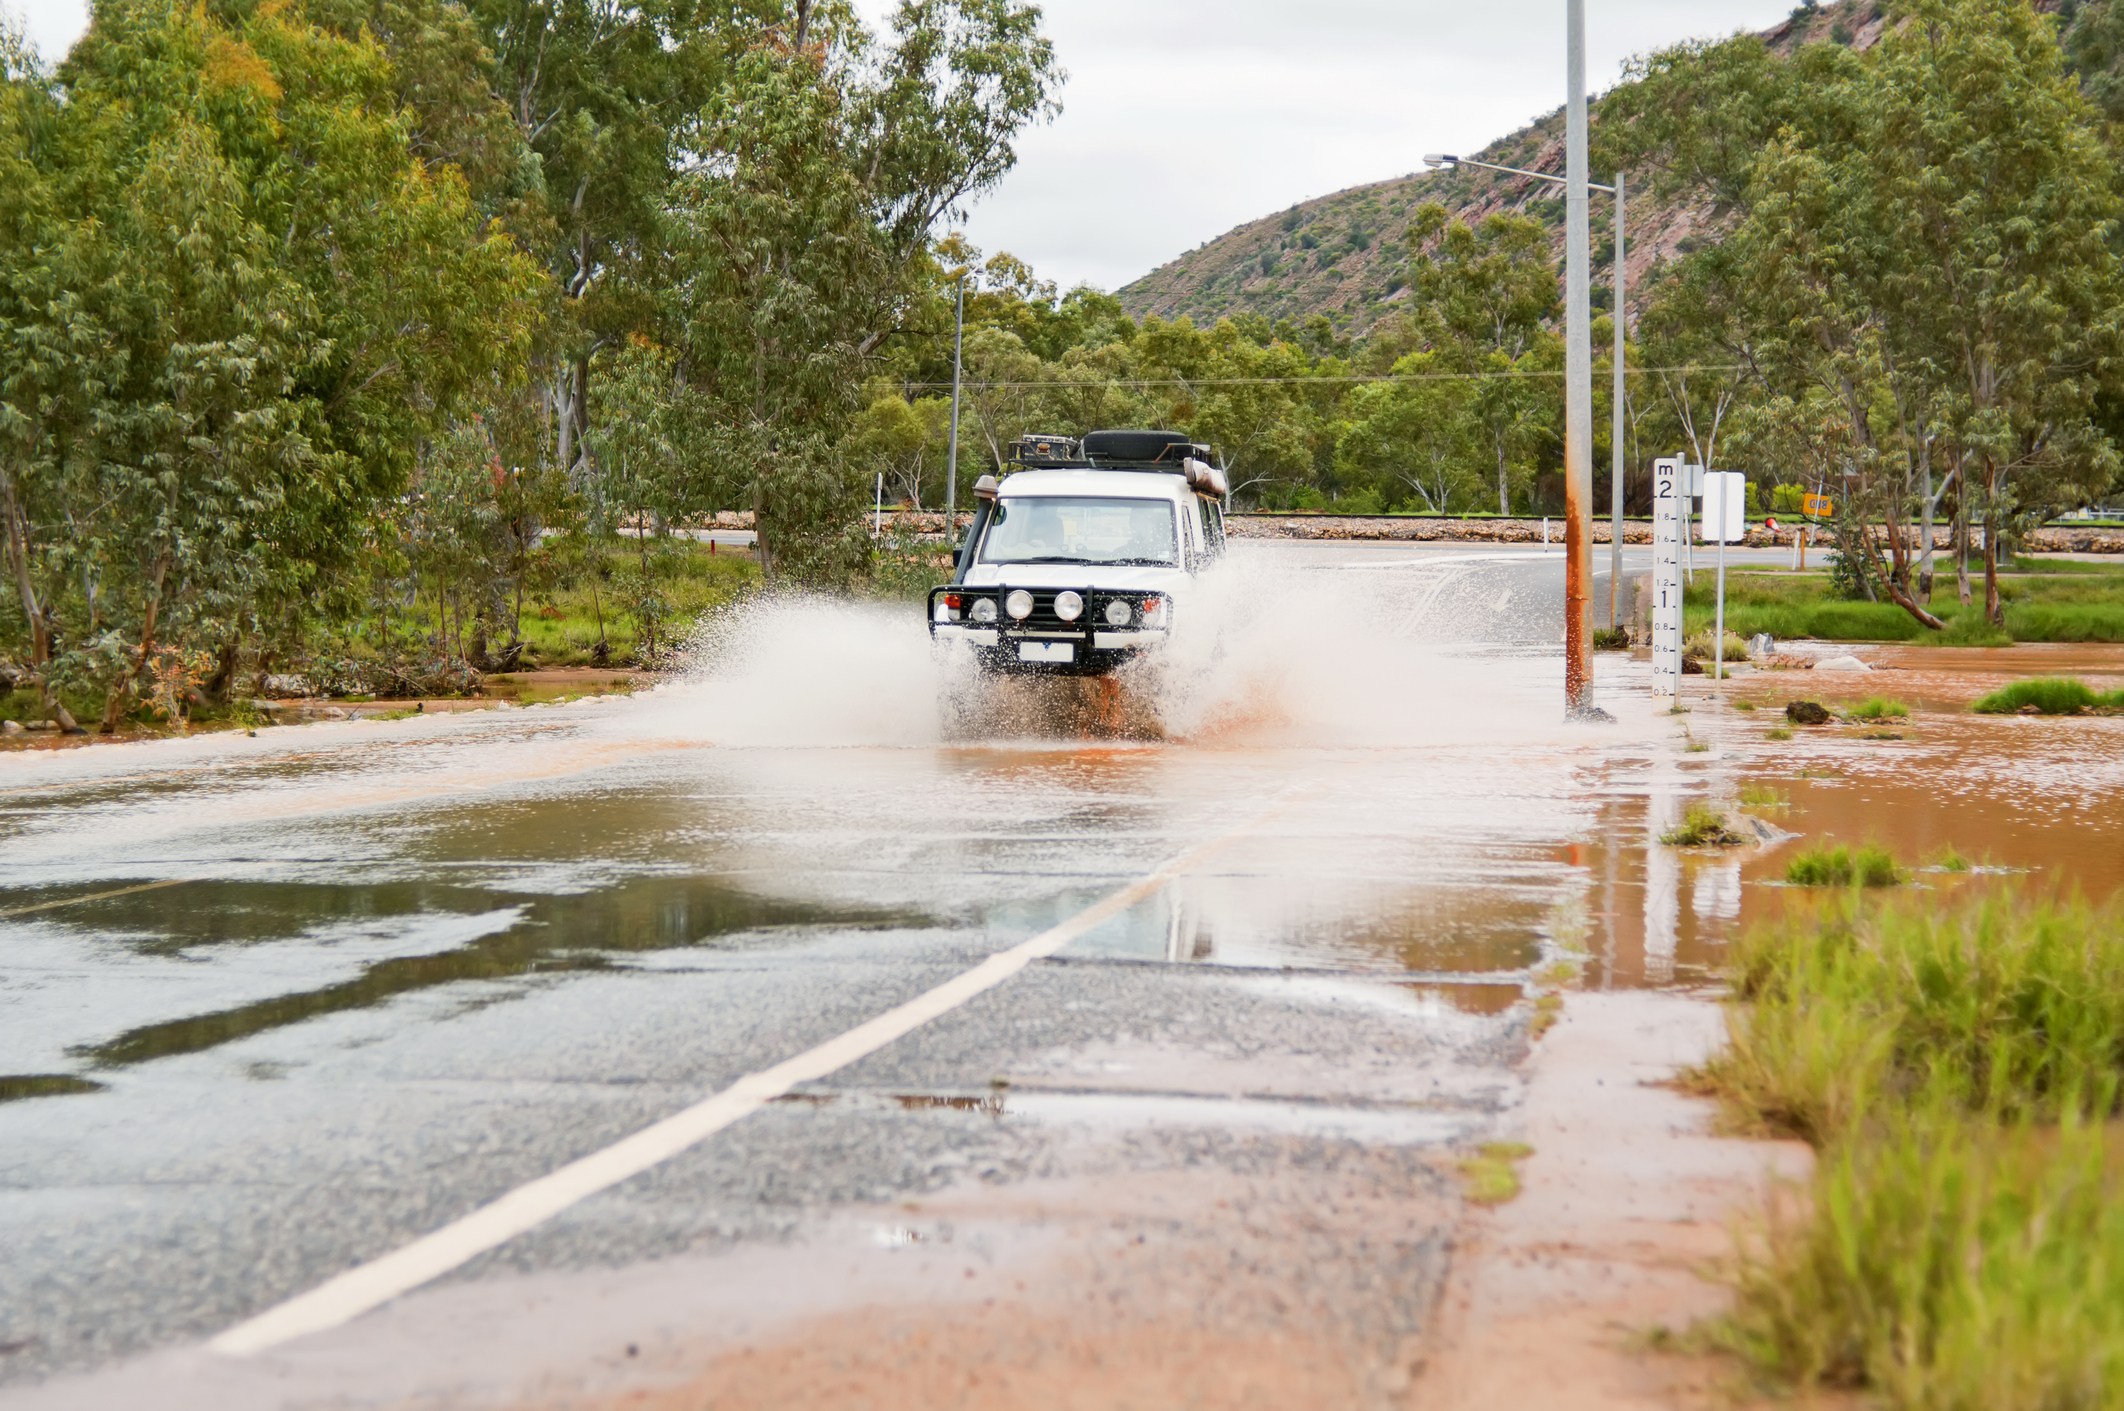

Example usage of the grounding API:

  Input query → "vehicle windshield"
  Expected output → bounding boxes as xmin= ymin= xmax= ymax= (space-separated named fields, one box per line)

xmin=979 ymin=496 xmax=1178 ymax=566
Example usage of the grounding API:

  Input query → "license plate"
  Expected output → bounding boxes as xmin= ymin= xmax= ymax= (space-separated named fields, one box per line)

xmin=1017 ymin=641 xmax=1075 ymax=664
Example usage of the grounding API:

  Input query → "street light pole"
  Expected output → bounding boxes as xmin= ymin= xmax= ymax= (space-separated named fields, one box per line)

xmin=945 ymin=275 xmax=965 ymax=564
xmin=1562 ymin=0 xmax=1596 ymax=717
xmin=1609 ymin=169 xmax=1626 ymax=631
xmin=1426 ymin=142 xmax=1624 ymax=714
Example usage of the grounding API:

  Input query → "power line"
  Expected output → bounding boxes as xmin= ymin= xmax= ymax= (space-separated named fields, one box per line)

xmin=887 ymin=364 xmax=1746 ymax=391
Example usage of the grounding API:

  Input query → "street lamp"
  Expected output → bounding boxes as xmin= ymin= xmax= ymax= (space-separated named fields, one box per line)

xmin=1427 ymin=14 xmax=1622 ymax=725
xmin=1427 ymin=152 xmax=1630 ymax=642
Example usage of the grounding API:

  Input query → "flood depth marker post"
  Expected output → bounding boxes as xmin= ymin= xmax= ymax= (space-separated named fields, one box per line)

xmin=1651 ymin=456 xmax=1683 ymax=699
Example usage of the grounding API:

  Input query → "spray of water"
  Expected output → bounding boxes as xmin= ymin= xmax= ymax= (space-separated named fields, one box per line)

xmin=642 ymin=549 xmax=1619 ymax=750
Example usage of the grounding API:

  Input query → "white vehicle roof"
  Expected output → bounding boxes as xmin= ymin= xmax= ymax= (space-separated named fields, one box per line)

xmin=994 ymin=469 xmax=1192 ymax=501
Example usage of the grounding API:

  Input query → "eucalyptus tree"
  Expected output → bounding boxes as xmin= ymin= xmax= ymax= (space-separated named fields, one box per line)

xmin=1606 ymin=0 xmax=2124 ymax=628
xmin=1336 ymin=354 xmax=1482 ymax=513
xmin=0 ymin=0 xmax=544 ymax=724
xmin=1402 ymin=203 xmax=1562 ymax=514
xmin=655 ymin=0 xmax=1059 ymax=583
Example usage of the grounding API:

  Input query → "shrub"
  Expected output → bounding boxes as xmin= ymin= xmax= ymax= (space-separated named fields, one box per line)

xmin=1971 ymin=677 xmax=2096 ymax=715
xmin=1591 ymin=626 xmax=1631 ymax=650
xmin=1846 ymin=697 xmax=1909 ymax=720
xmin=1684 ymin=629 xmax=1750 ymax=662
xmin=1785 ymin=843 xmax=1902 ymax=888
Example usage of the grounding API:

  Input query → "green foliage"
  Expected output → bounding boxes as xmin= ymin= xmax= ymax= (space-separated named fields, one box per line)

xmin=1700 ymin=891 xmax=2124 ymax=1403
xmin=1722 ymin=1104 xmax=2124 ymax=1403
xmin=1682 ymin=571 xmax=2124 ymax=643
xmin=1606 ymin=0 xmax=2124 ymax=636
xmin=1971 ymin=677 xmax=2103 ymax=714
xmin=1785 ymin=842 xmax=1903 ymax=889
xmin=1846 ymin=697 xmax=1909 ymax=720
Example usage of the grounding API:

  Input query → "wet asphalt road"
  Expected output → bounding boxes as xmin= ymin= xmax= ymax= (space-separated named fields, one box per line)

xmin=0 ymin=541 xmax=1780 ymax=1400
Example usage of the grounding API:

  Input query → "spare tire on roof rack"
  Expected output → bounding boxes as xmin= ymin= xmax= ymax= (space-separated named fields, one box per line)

xmin=1081 ymin=429 xmax=1194 ymax=464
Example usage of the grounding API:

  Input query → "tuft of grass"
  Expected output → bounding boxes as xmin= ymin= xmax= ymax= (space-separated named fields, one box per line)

xmin=1971 ymin=676 xmax=2102 ymax=715
xmin=1765 ymin=726 xmax=1794 ymax=741
xmin=1696 ymin=891 xmax=2124 ymax=1403
xmin=1784 ymin=842 xmax=1902 ymax=888
xmin=1592 ymin=626 xmax=1631 ymax=650
xmin=1719 ymin=1103 xmax=2124 ymax=1401
xmin=1705 ymin=890 xmax=2124 ymax=1143
xmin=1528 ymin=992 xmax=1565 ymax=1038
xmin=1737 ymin=784 xmax=1789 ymax=808
xmin=1457 ymin=1141 xmax=1536 ymax=1206
xmin=1732 ymin=699 xmax=1759 ymax=711
xmin=1662 ymin=804 xmax=1740 ymax=847
xmin=1927 ymin=845 xmax=1974 ymax=873
xmin=1845 ymin=697 xmax=1910 ymax=720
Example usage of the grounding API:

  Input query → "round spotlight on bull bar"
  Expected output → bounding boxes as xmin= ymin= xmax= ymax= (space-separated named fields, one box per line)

xmin=970 ymin=597 xmax=997 ymax=623
xmin=1103 ymin=599 xmax=1132 ymax=627
xmin=1005 ymin=589 xmax=1034 ymax=621
xmin=1054 ymin=590 xmax=1083 ymax=621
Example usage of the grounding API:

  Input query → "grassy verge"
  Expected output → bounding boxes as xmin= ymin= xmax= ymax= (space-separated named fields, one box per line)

xmin=1682 ymin=567 xmax=2124 ymax=643
xmin=1691 ymin=889 xmax=2124 ymax=1404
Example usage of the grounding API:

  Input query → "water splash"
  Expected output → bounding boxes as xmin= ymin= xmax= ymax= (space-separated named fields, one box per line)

xmin=641 ymin=549 xmax=1606 ymax=750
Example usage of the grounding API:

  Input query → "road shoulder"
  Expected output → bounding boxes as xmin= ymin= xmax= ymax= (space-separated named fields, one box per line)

xmin=1411 ymin=989 xmax=1814 ymax=1410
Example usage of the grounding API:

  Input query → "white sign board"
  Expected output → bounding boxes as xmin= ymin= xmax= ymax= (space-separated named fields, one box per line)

xmin=1703 ymin=471 xmax=1747 ymax=543
xmin=1651 ymin=457 xmax=1684 ymax=698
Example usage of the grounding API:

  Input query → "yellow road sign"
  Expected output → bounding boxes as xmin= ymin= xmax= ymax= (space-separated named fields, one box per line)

xmin=1803 ymin=493 xmax=1834 ymax=518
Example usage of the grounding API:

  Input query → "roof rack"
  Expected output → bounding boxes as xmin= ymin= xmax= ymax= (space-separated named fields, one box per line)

xmin=1003 ymin=430 xmax=1227 ymax=496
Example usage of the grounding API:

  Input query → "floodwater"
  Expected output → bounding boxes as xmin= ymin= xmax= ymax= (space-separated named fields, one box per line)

xmin=4 ymin=543 xmax=2120 ymax=1087
xmin=6 ymin=541 xmax=2124 ymax=1401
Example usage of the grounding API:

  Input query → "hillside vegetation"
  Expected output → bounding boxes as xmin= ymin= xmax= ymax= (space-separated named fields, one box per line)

xmin=1114 ymin=0 xmax=1959 ymax=334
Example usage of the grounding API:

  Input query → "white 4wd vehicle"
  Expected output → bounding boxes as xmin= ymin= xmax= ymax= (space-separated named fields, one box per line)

xmin=928 ymin=430 xmax=1229 ymax=676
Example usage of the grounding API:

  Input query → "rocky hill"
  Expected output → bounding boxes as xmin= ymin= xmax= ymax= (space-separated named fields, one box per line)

xmin=1113 ymin=0 xmax=1905 ymax=333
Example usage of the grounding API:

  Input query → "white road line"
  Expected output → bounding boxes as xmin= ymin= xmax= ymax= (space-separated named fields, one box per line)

xmin=206 ymin=792 xmax=1310 ymax=1357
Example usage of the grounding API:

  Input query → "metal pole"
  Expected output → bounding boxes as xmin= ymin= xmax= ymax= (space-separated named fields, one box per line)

xmin=1609 ymin=170 xmax=1626 ymax=630
xmin=1563 ymin=0 xmax=1595 ymax=715
xmin=1714 ymin=476 xmax=1727 ymax=685
xmin=945 ymin=276 xmax=965 ymax=567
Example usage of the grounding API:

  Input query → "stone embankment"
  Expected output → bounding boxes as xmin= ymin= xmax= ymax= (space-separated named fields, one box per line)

xmin=1225 ymin=514 xmax=2124 ymax=553
xmin=702 ymin=508 xmax=2124 ymax=554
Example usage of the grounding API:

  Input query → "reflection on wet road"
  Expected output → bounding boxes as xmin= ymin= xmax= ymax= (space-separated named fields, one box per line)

xmin=1 ymin=539 xmax=2118 ymax=1399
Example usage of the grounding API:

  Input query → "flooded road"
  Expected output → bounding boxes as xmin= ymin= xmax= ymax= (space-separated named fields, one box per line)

xmin=2 ymin=541 xmax=2116 ymax=1408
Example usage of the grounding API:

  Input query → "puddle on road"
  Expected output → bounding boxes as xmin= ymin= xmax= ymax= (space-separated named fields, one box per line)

xmin=25 ymin=875 xmax=921 ymax=1069
xmin=8 ymin=601 xmax=2121 ymax=1100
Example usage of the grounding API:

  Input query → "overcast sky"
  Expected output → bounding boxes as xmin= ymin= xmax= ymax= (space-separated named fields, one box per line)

xmin=7 ymin=0 xmax=1797 ymax=291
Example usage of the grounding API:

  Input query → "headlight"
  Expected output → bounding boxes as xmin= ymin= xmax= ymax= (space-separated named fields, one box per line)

xmin=1103 ymin=599 xmax=1132 ymax=627
xmin=971 ymin=598 xmax=997 ymax=623
xmin=1054 ymin=590 xmax=1083 ymax=621
xmin=1005 ymin=589 xmax=1034 ymax=621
